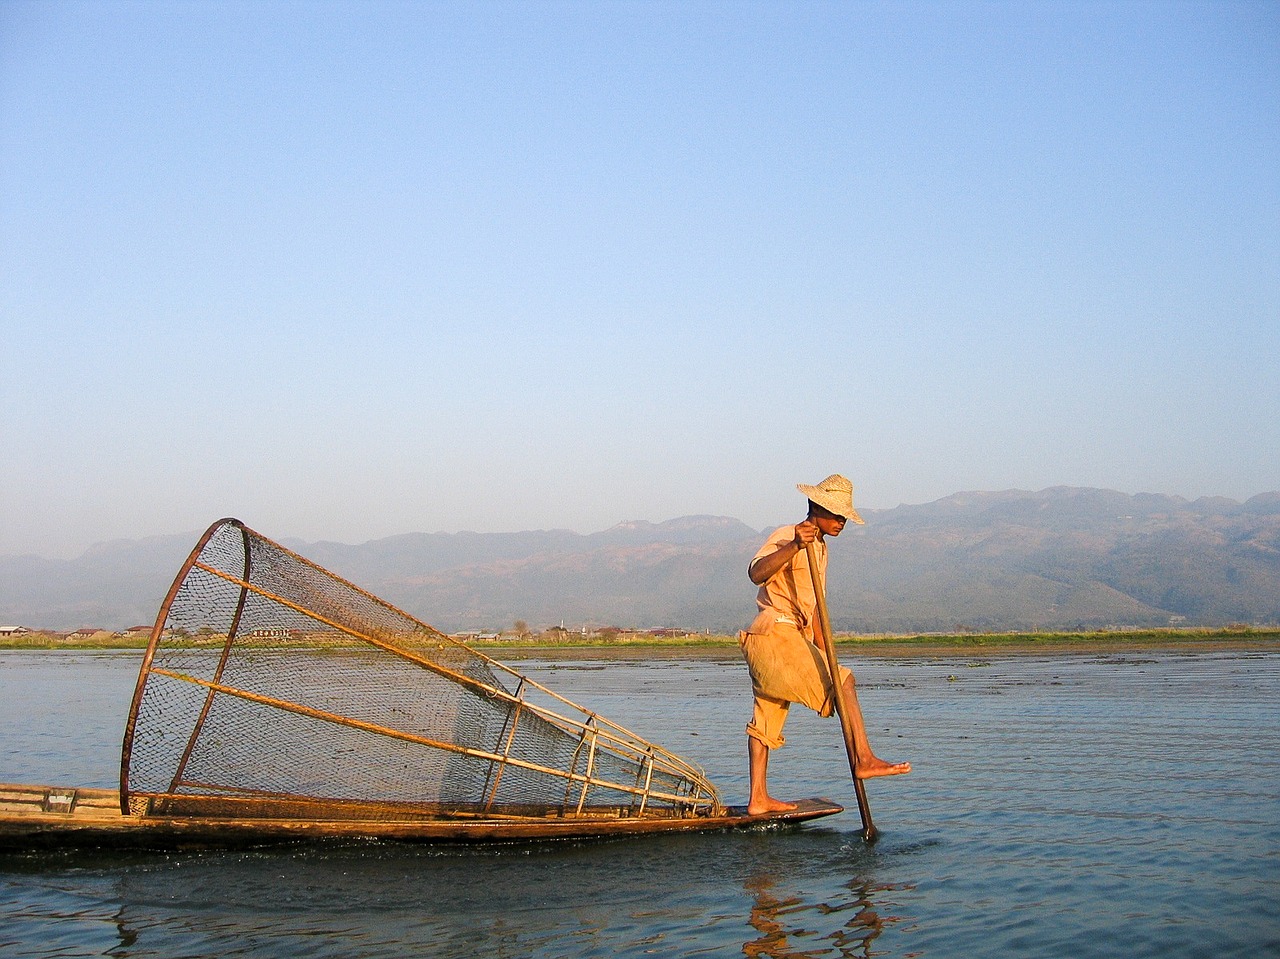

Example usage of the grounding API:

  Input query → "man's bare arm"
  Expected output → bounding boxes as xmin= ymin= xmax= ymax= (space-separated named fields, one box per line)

xmin=748 ymin=520 xmax=818 ymax=585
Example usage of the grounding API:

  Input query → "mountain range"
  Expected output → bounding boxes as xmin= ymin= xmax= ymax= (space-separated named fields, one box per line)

xmin=3 ymin=487 xmax=1278 ymax=634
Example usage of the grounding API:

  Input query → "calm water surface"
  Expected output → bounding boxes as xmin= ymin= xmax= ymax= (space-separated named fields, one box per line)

xmin=1 ymin=648 xmax=1277 ymax=958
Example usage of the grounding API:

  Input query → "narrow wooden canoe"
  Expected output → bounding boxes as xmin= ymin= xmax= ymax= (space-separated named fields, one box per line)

xmin=0 ymin=783 xmax=843 ymax=851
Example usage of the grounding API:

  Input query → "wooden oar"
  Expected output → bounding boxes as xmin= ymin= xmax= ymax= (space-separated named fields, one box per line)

xmin=805 ymin=541 xmax=878 ymax=842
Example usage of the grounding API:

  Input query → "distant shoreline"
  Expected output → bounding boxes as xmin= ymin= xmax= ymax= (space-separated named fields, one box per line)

xmin=492 ymin=628 xmax=1280 ymax=659
xmin=2 ymin=627 xmax=1276 ymax=657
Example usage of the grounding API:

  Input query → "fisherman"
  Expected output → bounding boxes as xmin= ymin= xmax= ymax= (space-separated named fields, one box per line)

xmin=740 ymin=474 xmax=910 ymax=815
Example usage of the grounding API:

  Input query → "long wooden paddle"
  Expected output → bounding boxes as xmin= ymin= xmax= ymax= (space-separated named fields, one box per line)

xmin=805 ymin=541 xmax=878 ymax=842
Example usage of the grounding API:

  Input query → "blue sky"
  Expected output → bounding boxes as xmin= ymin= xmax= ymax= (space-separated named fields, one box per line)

xmin=2 ymin=0 xmax=1277 ymax=558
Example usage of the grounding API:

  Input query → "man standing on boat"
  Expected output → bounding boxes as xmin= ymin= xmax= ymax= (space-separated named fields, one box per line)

xmin=740 ymin=474 xmax=910 ymax=815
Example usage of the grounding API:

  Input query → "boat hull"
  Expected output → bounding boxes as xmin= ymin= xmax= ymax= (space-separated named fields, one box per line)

xmin=0 ymin=783 xmax=843 ymax=850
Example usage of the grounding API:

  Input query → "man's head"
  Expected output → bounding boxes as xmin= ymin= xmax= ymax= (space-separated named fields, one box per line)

xmin=796 ymin=474 xmax=866 ymax=527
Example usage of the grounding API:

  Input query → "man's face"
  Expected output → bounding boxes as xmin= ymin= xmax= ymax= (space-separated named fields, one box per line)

xmin=812 ymin=507 xmax=847 ymax=538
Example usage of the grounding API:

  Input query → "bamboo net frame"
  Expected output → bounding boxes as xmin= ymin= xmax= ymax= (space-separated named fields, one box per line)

xmin=119 ymin=519 xmax=721 ymax=822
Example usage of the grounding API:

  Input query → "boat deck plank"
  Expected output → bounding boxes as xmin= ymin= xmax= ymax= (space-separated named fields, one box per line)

xmin=0 ymin=783 xmax=843 ymax=850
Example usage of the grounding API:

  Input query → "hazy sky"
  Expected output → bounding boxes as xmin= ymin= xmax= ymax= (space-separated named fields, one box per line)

xmin=3 ymin=0 xmax=1277 ymax=559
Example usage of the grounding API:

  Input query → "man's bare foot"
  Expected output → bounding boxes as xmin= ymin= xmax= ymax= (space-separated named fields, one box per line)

xmin=856 ymin=758 xmax=911 ymax=780
xmin=747 ymin=796 xmax=799 ymax=816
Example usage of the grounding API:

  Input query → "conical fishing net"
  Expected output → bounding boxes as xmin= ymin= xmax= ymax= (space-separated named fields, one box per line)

xmin=120 ymin=519 xmax=721 ymax=822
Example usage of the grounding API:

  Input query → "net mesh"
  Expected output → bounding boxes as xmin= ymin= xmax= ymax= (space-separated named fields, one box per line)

xmin=120 ymin=519 xmax=721 ymax=822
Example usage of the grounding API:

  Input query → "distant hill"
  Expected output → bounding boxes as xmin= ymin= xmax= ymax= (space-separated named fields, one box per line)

xmin=2 ymin=489 xmax=1278 ymax=633
xmin=830 ymin=487 xmax=1280 ymax=632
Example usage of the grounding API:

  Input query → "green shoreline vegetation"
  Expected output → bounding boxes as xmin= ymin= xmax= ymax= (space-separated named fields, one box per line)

xmin=2 ymin=626 xmax=1276 ymax=654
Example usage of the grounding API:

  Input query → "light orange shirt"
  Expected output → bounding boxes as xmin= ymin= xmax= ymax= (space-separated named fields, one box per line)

xmin=751 ymin=525 xmax=827 ymax=641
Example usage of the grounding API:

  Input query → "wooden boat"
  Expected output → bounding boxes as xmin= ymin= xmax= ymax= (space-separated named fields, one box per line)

xmin=0 ymin=783 xmax=842 ymax=850
xmin=0 ymin=519 xmax=846 ymax=850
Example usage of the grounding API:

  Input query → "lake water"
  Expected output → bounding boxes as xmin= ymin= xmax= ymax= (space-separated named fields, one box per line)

xmin=1 ymin=647 xmax=1277 ymax=958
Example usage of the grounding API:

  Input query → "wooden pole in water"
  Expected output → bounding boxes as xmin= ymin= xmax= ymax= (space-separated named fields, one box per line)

xmin=805 ymin=542 xmax=878 ymax=842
